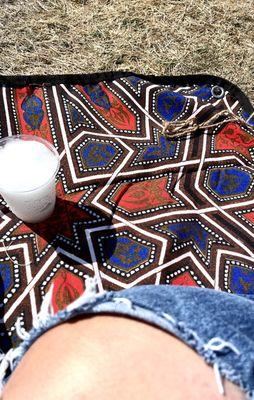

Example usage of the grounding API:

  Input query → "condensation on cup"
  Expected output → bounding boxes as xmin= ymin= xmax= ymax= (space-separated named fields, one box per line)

xmin=0 ymin=135 xmax=60 ymax=223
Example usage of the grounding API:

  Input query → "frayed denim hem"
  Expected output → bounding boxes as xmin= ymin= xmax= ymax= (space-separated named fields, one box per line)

xmin=0 ymin=277 xmax=252 ymax=399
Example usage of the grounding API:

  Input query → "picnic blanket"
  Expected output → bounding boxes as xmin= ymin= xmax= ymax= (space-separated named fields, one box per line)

xmin=0 ymin=72 xmax=254 ymax=352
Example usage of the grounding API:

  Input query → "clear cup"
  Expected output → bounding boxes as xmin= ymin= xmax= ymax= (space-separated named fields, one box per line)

xmin=0 ymin=135 xmax=60 ymax=223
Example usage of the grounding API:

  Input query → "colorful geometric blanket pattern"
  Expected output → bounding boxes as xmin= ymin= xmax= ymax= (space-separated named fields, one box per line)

xmin=0 ymin=73 xmax=254 ymax=352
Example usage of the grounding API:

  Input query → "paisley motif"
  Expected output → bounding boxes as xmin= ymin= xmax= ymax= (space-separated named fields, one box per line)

xmin=111 ymin=177 xmax=177 ymax=213
xmin=21 ymin=94 xmax=44 ymax=130
xmin=80 ymin=83 xmax=136 ymax=131
xmin=51 ymin=269 xmax=84 ymax=313
xmin=157 ymin=91 xmax=186 ymax=121
xmin=215 ymin=122 xmax=254 ymax=161
xmin=83 ymin=83 xmax=111 ymax=110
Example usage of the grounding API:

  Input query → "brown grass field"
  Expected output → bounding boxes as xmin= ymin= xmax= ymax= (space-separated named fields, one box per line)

xmin=0 ymin=0 xmax=253 ymax=103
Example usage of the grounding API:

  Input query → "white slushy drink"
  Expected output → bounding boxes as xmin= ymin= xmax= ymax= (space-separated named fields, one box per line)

xmin=0 ymin=135 xmax=60 ymax=223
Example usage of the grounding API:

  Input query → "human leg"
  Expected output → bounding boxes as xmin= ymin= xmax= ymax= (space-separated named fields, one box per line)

xmin=2 ymin=314 xmax=244 ymax=400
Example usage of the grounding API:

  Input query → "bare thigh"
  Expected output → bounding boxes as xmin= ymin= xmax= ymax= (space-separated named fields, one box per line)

xmin=2 ymin=315 xmax=245 ymax=400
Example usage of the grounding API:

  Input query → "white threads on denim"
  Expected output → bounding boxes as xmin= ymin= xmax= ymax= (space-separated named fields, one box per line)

xmin=66 ymin=276 xmax=101 ymax=312
xmin=15 ymin=318 xmax=30 ymax=341
xmin=161 ymin=312 xmax=176 ymax=325
xmin=204 ymin=337 xmax=241 ymax=396
xmin=84 ymin=276 xmax=100 ymax=297
xmin=0 ymin=350 xmax=11 ymax=392
xmin=33 ymin=284 xmax=54 ymax=329
xmin=0 ymin=347 xmax=21 ymax=393
xmin=204 ymin=337 xmax=241 ymax=356
xmin=113 ymin=297 xmax=133 ymax=309
xmin=2 ymin=282 xmax=102 ymax=371
xmin=213 ymin=363 xmax=225 ymax=395
xmin=0 ymin=284 xmax=56 ymax=392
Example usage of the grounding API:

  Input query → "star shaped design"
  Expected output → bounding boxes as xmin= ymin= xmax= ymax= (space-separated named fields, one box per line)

xmin=243 ymin=211 xmax=254 ymax=225
xmin=11 ymin=179 xmax=96 ymax=256
xmin=170 ymin=271 xmax=198 ymax=287
xmin=226 ymin=261 xmax=254 ymax=295
xmin=153 ymin=218 xmax=228 ymax=265
xmin=109 ymin=175 xmax=181 ymax=215
xmin=214 ymin=122 xmax=254 ymax=161
xmin=132 ymin=130 xmax=179 ymax=166
xmin=235 ymin=207 xmax=254 ymax=228
xmin=49 ymin=268 xmax=85 ymax=313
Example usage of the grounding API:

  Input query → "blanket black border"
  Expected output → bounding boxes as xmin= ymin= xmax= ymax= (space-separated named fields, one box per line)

xmin=0 ymin=71 xmax=253 ymax=114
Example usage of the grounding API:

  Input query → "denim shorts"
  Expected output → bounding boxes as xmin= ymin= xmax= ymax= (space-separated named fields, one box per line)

xmin=1 ymin=277 xmax=254 ymax=399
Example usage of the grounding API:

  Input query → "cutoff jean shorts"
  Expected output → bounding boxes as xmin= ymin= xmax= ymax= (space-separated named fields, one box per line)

xmin=1 ymin=277 xmax=254 ymax=399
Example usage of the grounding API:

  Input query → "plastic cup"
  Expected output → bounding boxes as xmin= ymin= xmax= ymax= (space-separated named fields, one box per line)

xmin=0 ymin=135 xmax=60 ymax=223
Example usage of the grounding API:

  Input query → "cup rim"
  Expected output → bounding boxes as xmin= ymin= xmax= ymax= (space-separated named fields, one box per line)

xmin=0 ymin=134 xmax=60 ymax=193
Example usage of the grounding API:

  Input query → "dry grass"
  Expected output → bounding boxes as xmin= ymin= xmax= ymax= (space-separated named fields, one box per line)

xmin=0 ymin=0 xmax=253 ymax=103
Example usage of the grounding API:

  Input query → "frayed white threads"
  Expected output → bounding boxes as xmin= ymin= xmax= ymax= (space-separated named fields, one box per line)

xmin=214 ymin=362 xmax=225 ymax=396
xmin=15 ymin=318 xmax=30 ymax=341
xmin=0 ymin=347 xmax=21 ymax=393
xmin=0 ymin=285 xmax=54 ymax=392
xmin=0 ymin=277 xmax=99 ymax=393
xmin=204 ymin=337 xmax=241 ymax=356
xmin=66 ymin=276 xmax=100 ymax=312
xmin=33 ymin=284 xmax=54 ymax=329
xmin=113 ymin=297 xmax=133 ymax=309
xmin=161 ymin=312 xmax=176 ymax=325
xmin=0 ymin=349 xmax=12 ymax=392
xmin=204 ymin=337 xmax=241 ymax=397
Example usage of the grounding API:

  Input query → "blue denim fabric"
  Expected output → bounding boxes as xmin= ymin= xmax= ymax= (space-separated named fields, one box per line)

xmin=1 ymin=280 xmax=254 ymax=399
